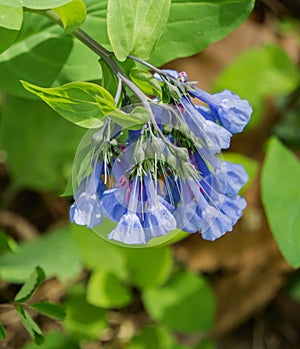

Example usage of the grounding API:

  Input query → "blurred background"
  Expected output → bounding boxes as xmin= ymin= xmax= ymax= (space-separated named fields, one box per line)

xmin=0 ymin=0 xmax=300 ymax=348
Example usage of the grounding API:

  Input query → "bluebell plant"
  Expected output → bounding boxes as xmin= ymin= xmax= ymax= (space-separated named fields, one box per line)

xmin=70 ymin=59 xmax=252 ymax=245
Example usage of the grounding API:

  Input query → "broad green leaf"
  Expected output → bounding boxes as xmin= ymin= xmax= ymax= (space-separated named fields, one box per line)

xmin=64 ymin=284 xmax=107 ymax=339
xmin=21 ymin=81 xmax=116 ymax=128
xmin=0 ymin=96 xmax=84 ymax=192
xmin=123 ymin=247 xmax=172 ymax=289
xmin=194 ymin=339 xmax=217 ymax=349
xmin=0 ymin=321 xmax=6 ymax=339
xmin=87 ymin=269 xmax=132 ymax=308
xmin=0 ymin=10 xmax=74 ymax=98
xmin=0 ymin=0 xmax=72 ymax=9
xmin=52 ymin=0 xmax=87 ymax=32
xmin=15 ymin=266 xmax=45 ymax=303
xmin=22 ymin=331 xmax=80 ymax=349
xmin=0 ymin=27 xmax=19 ymax=54
xmin=150 ymin=0 xmax=255 ymax=65
xmin=0 ymin=227 xmax=83 ymax=283
xmin=143 ymin=271 xmax=215 ymax=333
xmin=261 ymin=137 xmax=300 ymax=268
xmin=16 ymin=305 xmax=44 ymax=345
xmin=130 ymin=69 xmax=162 ymax=98
xmin=129 ymin=325 xmax=187 ymax=349
xmin=0 ymin=5 xmax=23 ymax=30
xmin=214 ymin=45 xmax=299 ymax=127
xmin=30 ymin=302 xmax=66 ymax=321
xmin=107 ymin=0 xmax=171 ymax=61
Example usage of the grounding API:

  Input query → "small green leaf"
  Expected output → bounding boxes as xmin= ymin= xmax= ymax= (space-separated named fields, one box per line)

xmin=16 ymin=305 xmax=44 ymax=345
xmin=262 ymin=137 xmax=300 ymax=268
xmin=143 ymin=271 xmax=215 ymax=333
xmin=129 ymin=325 xmax=182 ymax=349
xmin=14 ymin=266 xmax=45 ymax=303
xmin=21 ymin=331 xmax=80 ymax=349
xmin=64 ymin=285 xmax=108 ymax=339
xmin=103 ymin=106 xmax=150 ymax=130
xmin=87 ymin=269 xmax=132 ymax=308
xmin=130 ymin=69 xmax=162 ymax=98
xmin=52 ymin=0 xmax=87 ymax=32
xmin=0 ymin=5 xmax=23 ymax=30
xmin=21 ymin=81 xmax=116 ymax=128
xmin=30 ymin=301 xmax=66 ymax=321
xmin=0 ymin=0 xmax=72 ymax=9
xmin=107 ymin=0 xmax=171 ymax=61
xmin=123 ymin=247 xmax=172 ymax=289
xmin=0 ymin=321 xmax=6 ymax=339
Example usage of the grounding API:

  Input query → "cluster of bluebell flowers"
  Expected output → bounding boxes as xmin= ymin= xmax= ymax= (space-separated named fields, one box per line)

xmin=70 ymin=69 xmax=252 ymax=245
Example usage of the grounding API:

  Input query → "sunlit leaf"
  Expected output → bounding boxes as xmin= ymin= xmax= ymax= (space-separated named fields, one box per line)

xmin=107 ymin=0 xmax=171 ymax=61
xmin=0 ymin=0 xmax=72 ymax=9
xmin=143 ymin=270 xmax=215 ymax=332
xmin=150 ymin=0 xmax=255 ymax=65
xmin=0 ymin=5 xmax=23 ymax=30
xmin=52 ymin=0 xmax=87 ymax=32
xmin=15 ymin=266 xmax=45 ymax=303
xmin=262 ymin=137 xmax=300 ymax=268
xmin=22 ymin=331 xmax=80 ymax=349
xmin=87 ymin=269 xmax=132 ymax=308
xmin=21 ymin=81 xmax=116 ymax=128
xmin=130 ymin=69 xmax=162 ymax=98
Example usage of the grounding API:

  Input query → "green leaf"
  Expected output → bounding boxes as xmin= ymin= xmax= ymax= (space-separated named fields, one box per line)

xmin=99 ymin=58 xmax=118 ymax=96
xmin=71 ymin=224 xmax=128 ymax=278
xmin=143 ymin=271 xmax=215 ymax=333
xmin=87 ymin=269 xmax=132 ymax=308
xmin=0 ymin=0 xmax=72 ymax=9
xmin=0 ymin=10 xmax=74 ymax=98
xmin=0 ymin=27 xmax=19 ymax=54
xmin=15 ymin=266 xmax=45 ymax=303
xmin=0 ymin=95 xmax=84 ymax=192
xmin=0 ymin=227 xmax=83 ymax=283
xmin=0 ymin=321 xmax=6 ymax=339
xmin=101 ymin=106 xmax=150 ymax=130
xmin=0 ymin=5 xmax=23 ymax=30
xmin=0 ymin=230 xmax=17 ymax=255
xmin=21 ymin=331 xmax=80 ymax=349
xmin=52 ymin=0 xmax=87 ymax=32
xmin=130 ymin=69 xmax=162 ymax=98
xmin=64 ymin=284 xmax=107 ymax=339
xmin=107 ymin=0 xmax=171 ymax=61
xmin=150 ymin=0 xmax=255 ymax=65
xmin=21 ymin=81 xmax=116 ymax=128
xmin=123 ymin=247 xmax=172 ymax=289
xmin=214 ymin=45 xmax=299 ymax=127
xmin=261 ymin=137 xmax=300 ymax=268
xmin=16 ymin=305 xmax=44 ymax=345
xmin=30 ymin=302 xmax=66 ymax=321
xmin=129 ymin=325 xmax=185 ymax=349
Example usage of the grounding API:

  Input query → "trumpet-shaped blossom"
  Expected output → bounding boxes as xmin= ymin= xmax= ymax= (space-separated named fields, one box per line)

xmin=70 ymin=69 xmax=252 ymax=245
